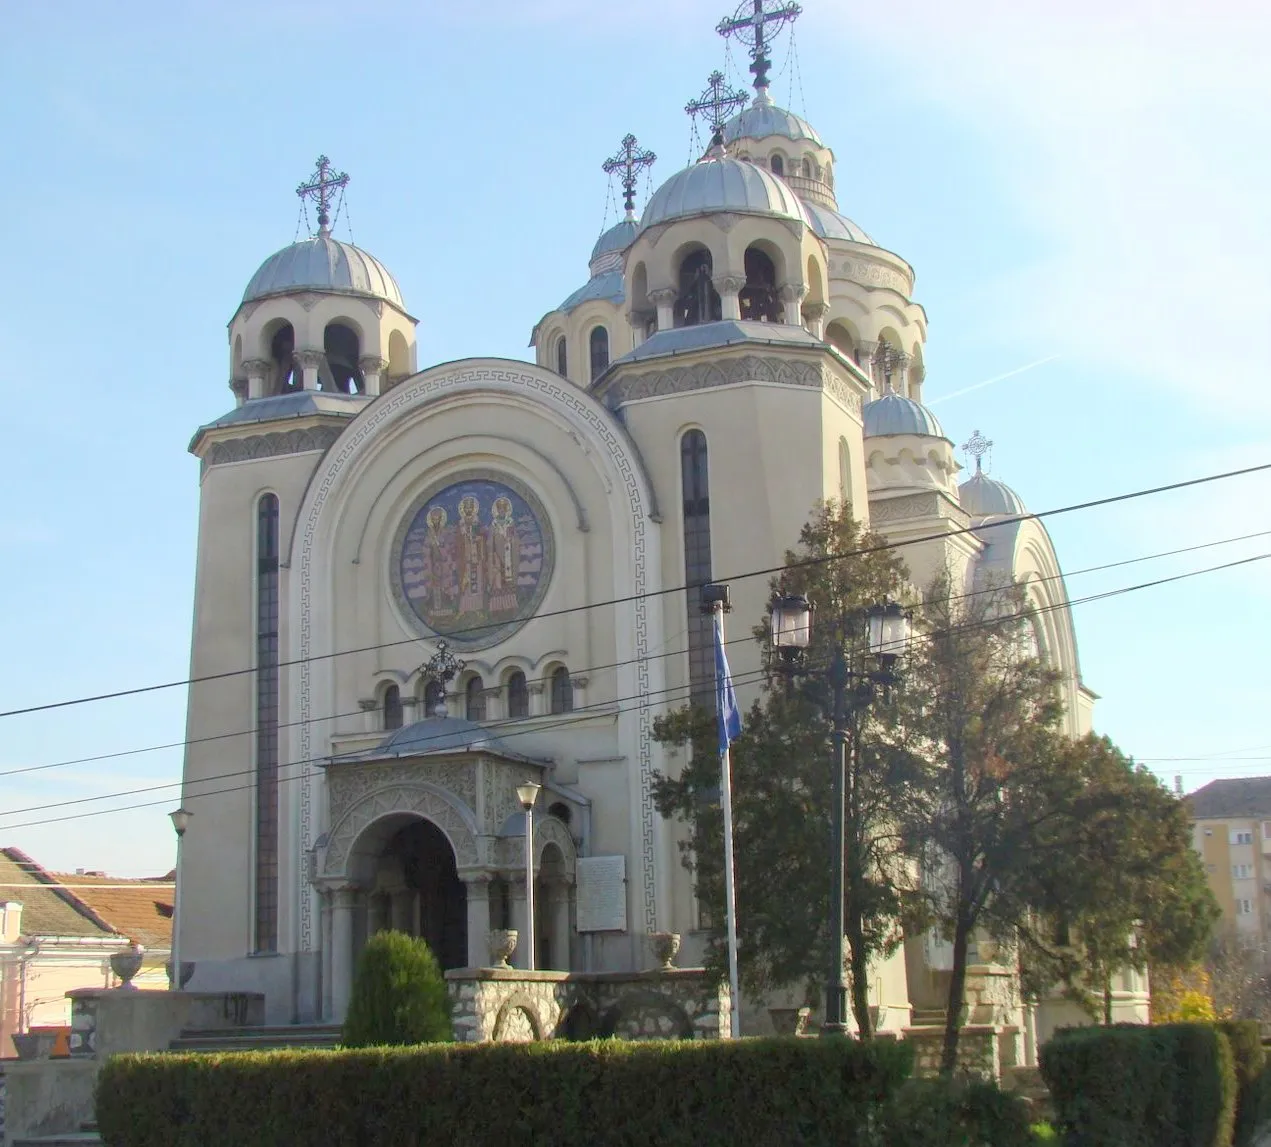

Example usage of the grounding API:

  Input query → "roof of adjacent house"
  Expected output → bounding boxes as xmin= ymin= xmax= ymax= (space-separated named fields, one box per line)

xmin=1186 ymin=777 xmax=1271 ymax=820
xmin=0 ymin=847 xmax=172 ymax=949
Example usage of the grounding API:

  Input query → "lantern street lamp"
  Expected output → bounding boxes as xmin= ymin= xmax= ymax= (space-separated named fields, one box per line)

xmin=770 ymin=594 xmax=912 ymax=1036
xmin=515 ymin=781 xmax=542 ymax=971
xmin=168 ymin=807 xmax=192 ymax=991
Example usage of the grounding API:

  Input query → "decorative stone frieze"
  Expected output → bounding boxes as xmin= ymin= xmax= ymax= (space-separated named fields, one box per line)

xmin=201 ymin=425 xmax=344 ymax=475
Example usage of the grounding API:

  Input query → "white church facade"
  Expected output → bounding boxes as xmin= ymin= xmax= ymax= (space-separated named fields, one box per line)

xmin=176 ymin=20 xmax=1124 ymax=1038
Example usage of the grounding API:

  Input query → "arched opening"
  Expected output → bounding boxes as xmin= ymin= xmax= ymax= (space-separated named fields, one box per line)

xmin=382 ymin=684 xmax=403 ymax=731
xmin=232 ymin=334 xmax=244 ymax=378
xmin=549 ymin=667 xmax=574 ymax=715
xmin=739 ymin=247 xmax=781 ymax=323
xmin=674 ymin=248 xmax=722 ymax=328
xmin=770 ymin=154 xmax=785 ymax=177
xmin=367 ymin=817 xmax=467 ymax=971
xmin=804 ymin=255 xmax=826 ymax=328
xmin=321 ymin=322 xmax=363 ymax=394
xmin=801 ymin=157 xmax=812 ymax=178
xmin=269 ymin=322 xmax=301 ymax=394
xmin=555 ymin=334 xmax=568 ymax=378
xmin=825 ymin=320 xmax=857 ymax=362
xmin=465 ymin=675 xmax=486 ymax=722
xmin=629 ymin=262 xmax=654 ymax=336
xmin=589 ymin=325 xmax=609 ymax=382
xmin=423 ymin=679 xmax=445 ymax=718
xmin=387 ymin=330 xmax=410 ymax=388
xmin=506 ymin=670 xmax=529 ymax=719
xmin=825 ymin=162 xmax=834 ymax=188
xmin=838 ymin=437 xmax=851 ymax=506
xmin=536 ymin=842 xmax=568 ymax=970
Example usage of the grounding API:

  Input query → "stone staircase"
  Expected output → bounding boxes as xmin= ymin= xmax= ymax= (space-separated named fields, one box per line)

xmin=168 ymin=1022 xmax=343 ymax=1053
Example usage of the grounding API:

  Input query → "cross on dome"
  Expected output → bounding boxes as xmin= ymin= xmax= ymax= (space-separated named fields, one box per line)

xmin=962 ymin=429 xmax=994 ymax=474
xmin=602 ymin=134 xmax=657 ymax=218
xmin=295 ymin=154 xmax=350 ymax=237
xmin=716 ymin=0 xmax=803 ymax=97
xmin=685 ymin=70 xmax=750 ymax=148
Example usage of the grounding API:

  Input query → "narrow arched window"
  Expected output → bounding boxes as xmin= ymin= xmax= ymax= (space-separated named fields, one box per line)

xmin=589 ymin=326 xmax=610 ymax=382
xmin=770 ymin=154 xmax=785 ymax=176
xmin=550 ymin=667 xmax=574 ymax=715
xmin=321 ymin=322 xmax=363 ymax=393
xmin=555 ymin=335 xmax=568 ymax=377
xmin=838 ymin=437 xmax=851 ymax=507
xmin=269 ymin=323 xmax=300 ymax=393
xmin=801 ymin=157 xmax=812 ymax=177
xmin=674 ymin=249 xmax=722 ymax=328
xmin=254 ymin=493 xmax=280 ymax=953
xmin=507 ymin=671 xmax=529 ymax=719
xmin=465 ymin=676 xmax=487 ymax=722
xmin=383 ymin=684 xmax=403 ymax=731
xmin=680 ymin=430 xmax=714 ymax=706
xmin=423 ymin=679 xmax=445 ymax=718
xmin=740 ymin=247 xmax=782 ymax=324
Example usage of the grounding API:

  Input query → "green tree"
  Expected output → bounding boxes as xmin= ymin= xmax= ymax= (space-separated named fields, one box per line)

xmin=341 ymin=929 xmax=453 ymax=1047
xmin=653 ymin=502 xmax=920 ymax=1036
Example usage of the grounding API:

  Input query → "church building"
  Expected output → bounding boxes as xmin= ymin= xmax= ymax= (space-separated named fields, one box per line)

xmin=177 ymin=7 xmax=1109 ymax=1035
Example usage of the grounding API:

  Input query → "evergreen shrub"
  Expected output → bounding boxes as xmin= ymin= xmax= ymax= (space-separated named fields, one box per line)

xmin=340 ymin=930 xmax=451 ymax=1047
xmin=1216 ymin=1020 xmax=1265 ymax=1145
xmin=1236 ymin=1060 xmax=1271 ymax=1147
xmin=94 ymin=1037 xmax=914 ymax=1147
xmin=879 ymin=1076 xmax=1035 ymax=1146
xmin=1040 ymin=1023 xmax=1235 ymax=1147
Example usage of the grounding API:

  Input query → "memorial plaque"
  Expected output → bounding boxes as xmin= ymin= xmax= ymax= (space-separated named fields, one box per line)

xmin=576 ymin=855 xmax=627 ymax=933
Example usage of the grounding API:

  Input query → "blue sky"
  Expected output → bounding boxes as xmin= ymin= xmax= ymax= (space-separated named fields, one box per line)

xmin=1 ymin=0 xmax=1268 ymax=875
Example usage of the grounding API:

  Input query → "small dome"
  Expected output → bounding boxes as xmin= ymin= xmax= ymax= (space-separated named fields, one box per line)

xmin=639 ymin=157 xmax=810 ymax=233
xmin=559 ymin=269 xmax=624 ymax=314
xmin=804 ymin=201 xmax=874 ymax=246
xmin=590 ymin=218 xmax=638 ymax=265
xmin=722 ymin=99 xmax=823 ymax=146
xmin=959 ymin=471 xmax=1027 ymax=518
xmin=863 ymin=393 xmax=946 ymax=439
xmin=243 ymin=235 xmax=404 ymax=309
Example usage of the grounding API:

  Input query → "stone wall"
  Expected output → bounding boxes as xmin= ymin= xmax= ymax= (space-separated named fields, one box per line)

xmin=447 ymin=967 xmax=730 ymax=1044
xmin=902 ymin=1023 xmax=1020 ymax=1080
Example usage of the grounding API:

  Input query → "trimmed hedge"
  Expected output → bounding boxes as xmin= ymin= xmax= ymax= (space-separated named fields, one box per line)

xmin=1216 ymin=1021 xmax=1265 ymax=1146
xmin=1237 ymin=1061 xmax=1271 ymax=1147
xmin=95 ymin=1037 xmax=914 ymax=1147
xmin=879 ymin=1076 xmax=1036 ymax=1146
xmin=1040 ymin=1023 xmax=1236 ymax=1147
xmin=341 ymin=930 xmax=452 ymax=1047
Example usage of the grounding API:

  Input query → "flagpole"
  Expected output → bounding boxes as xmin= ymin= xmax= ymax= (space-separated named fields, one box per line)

xmin=705 ymin=593 xmax=743 ymax=1039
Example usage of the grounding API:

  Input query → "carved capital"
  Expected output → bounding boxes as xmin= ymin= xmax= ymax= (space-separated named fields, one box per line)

xmin=648 ymin=287 xmax=677 ymax=306
xmin=778 ymin=282 xmax=807 ymax=303
xmin=241 ymin=358 xmax=271 ymax=378
xmin=358 ymin=698 xmax=378 ymax=712
xmin=358 ymin=355 xmax=389 ymax=374
xmin=712 ymin=274 xmax=745 ymax=296
xmin=296 ymin=349 xmax=325 ymax=370
xmin=570 ymin=676 xmax=589 ymax=689
xmin=803 ymin=302 xmax=831 ymax=320
xmin=229 ymin=377 xmax=248 ymax=400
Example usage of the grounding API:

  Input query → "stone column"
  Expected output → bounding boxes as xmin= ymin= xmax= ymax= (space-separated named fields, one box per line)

xmin=803 ymin=302 xmax=830 ymax=340
xmin=358 ymin=355 xmax=388 ymax=397
xmin=856 ymin=340 xmax=880 ymax=392
xmin=358 ymin=698 xmax=378 ymax=733
xmin=779 ymin=283 xmax=807 ymax=326
xmin=390 ymin=888 xmax=416 ymax=934
xmin=297 ymin=349 xmax=324 ymax=392
xmin=545 ymin=878 xmax=573 ymax=972
xmin=330 ymin=884 xmax=359 ymax=1021
xmin=649 ymin=287 xmax=676 ymax=334
xmin=464 ymin=877 xmax=491 ymax=968
xmin=242 ymin=358 xmax=271 ymax=400
xmin=508 ymin=882 xmax=530 ymax=970
xmin=713 ymin=275 xmax=744 ymax=322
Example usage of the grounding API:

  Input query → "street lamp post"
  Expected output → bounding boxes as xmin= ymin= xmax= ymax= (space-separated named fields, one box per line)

xmin=168 ymin=807 xmax=192 ymax=991
xmin=515 ymin=781 xmax=542 ymax=971
xmin=770 ymin=595 xmax=911 ymax=1036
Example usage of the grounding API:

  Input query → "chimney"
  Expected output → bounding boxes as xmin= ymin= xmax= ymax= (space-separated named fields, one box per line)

xmin=1 ymin=901 xmax=22 ymax=943
xmin=1175 ymin=775 xmax=1183 ymax=796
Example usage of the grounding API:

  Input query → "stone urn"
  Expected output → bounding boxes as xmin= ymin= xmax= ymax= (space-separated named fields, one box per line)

xmin=13 ymin=1028 xmax=62 ymax=1060
xmin=164 ymin=959 xmax=196 ymax=989
xmin=649 ymin=931 xmax=681 ymax=970
xmin=488 ymin=928 xmax=518 ymax=969
xmin=768 ymin=1006 xmax=812 ymax=1037
xmin=110 ymin=942 xmax=145 ymax=989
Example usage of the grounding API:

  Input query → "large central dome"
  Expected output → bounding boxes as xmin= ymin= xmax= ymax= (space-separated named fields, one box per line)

xmin=242 ymin=234 xmax=404 ymax=309
xmin=639 ymin=156 xmax=810 ymax=233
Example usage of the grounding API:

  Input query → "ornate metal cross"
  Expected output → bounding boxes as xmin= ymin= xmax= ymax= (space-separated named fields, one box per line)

xmin=716 ymin=0 xmax=803 ymax=94
xmin=602 ymin=134 xmax=657 ymax=216
xmin=295 ymin=155 xmax=350 ymax=234
xmin=962 ymin=429 xmax=993 ymax=474
xmin=685 ymin=70 xmax=749 ymax=138
xmin=419 ymin=640 xmax=466 ymax=692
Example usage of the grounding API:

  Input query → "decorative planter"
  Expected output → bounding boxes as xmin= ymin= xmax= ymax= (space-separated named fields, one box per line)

xmin=164 ymin=959 xmax=196 ymax=989
xmin=768 ymin=1006 xmax=812 ymax=1036
xmin=110 ymin=942 xmax=145 ymax=989
xmin=13 ymin=1028 xmax=64 ymax=1059
xmin=649 ymin=931 xmax=681 ymax=970
xmin=488 ymin=928 xmax=518 ymax=969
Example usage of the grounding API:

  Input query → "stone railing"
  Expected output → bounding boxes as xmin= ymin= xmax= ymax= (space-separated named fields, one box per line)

xmin=446 ymin=967 xmax=730 ymax=1043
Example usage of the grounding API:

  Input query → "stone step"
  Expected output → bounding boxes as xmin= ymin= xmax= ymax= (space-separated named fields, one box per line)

xmin=169 ymin=1023 xmax=343 ymax=1053
xmin=11 ymin=1134 xmax=101 ymax=1146
xmin=909 ymin=1009 xmax=947 ymax=1027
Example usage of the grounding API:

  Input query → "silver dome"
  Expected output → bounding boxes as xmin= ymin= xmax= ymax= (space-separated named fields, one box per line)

xmin=242 ymin=235 xmax=404 ymax=308
xmin=863 ymin=393 xmax=946 ymax=439
xmin=640 ymin=157 xmax=810 ymax=233
xmin=959 ymin=471 xmax=1027 ymax=518
xmin=804 ymin=201 xmax=874 ymax=246
xmin=590 ymin=218 xmax=637 ymax=266
xmin=722 ymin=99 xmax=823 ymax=146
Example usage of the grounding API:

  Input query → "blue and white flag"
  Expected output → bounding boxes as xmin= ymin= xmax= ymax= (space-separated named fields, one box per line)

xmin=714 ymin=610 xmax=742 ymax=755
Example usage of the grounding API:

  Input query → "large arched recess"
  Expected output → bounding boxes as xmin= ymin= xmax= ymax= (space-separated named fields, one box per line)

xmin=286 ymin=358 xmax=668 ymax=953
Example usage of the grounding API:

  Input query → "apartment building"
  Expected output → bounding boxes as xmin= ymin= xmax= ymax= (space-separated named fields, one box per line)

xmin=1186 ymin=777 xmax=1271 ymax=940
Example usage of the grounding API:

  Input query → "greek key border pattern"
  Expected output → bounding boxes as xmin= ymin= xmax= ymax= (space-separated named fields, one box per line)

xmin=296 ymin=365 xmax=657 ymax=949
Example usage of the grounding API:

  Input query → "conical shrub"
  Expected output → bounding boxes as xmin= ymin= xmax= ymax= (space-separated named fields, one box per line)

xmin=341 ymin=929 xmax=453 ymax=1047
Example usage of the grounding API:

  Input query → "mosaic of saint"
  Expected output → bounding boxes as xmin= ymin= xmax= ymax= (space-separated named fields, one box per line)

xmin=397 ymin=477 xmax=552 ymax=647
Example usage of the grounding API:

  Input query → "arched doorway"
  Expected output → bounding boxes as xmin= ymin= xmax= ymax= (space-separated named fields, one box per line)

xmin=367 ymin=818 xmax=467 ymax=970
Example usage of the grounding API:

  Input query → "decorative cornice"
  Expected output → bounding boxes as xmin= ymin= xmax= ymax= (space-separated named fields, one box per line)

xmin=867 ymin=489 xmax=970 ymax=526
xmin=200 ymin=425 xmax=343 ymax=475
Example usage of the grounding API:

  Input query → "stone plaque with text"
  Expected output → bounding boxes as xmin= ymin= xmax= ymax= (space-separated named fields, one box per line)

xmin=576 ymin=855 xmax=627 ymax=933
